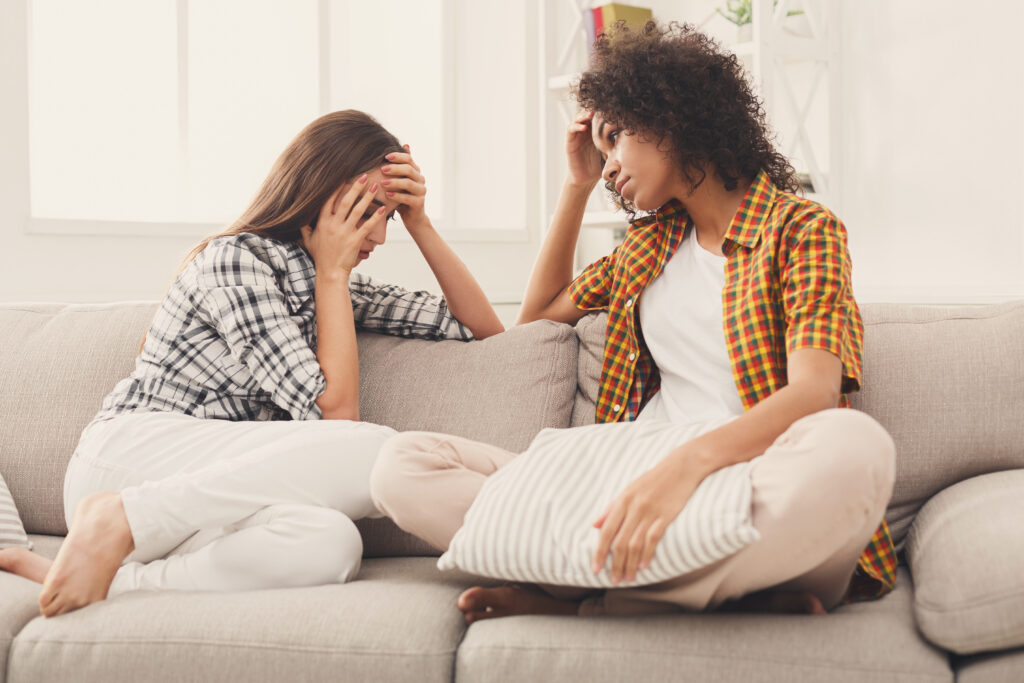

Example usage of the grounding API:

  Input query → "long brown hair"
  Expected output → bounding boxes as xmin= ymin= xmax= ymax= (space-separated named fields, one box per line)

xmin=141 ymin=110 xmax=403 ymax=353
xmin=182 ymin=109 xmax=404 ymax=266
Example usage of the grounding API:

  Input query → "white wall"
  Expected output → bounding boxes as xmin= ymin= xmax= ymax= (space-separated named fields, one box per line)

xmin=2 ymin=1 xmax=1023 ymax=305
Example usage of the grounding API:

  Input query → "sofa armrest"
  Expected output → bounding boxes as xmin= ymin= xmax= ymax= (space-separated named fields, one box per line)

xmin=906 ymin=469 xmax=1024 ymax=654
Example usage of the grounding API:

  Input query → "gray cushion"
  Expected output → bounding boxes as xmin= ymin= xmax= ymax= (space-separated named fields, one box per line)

xmin=0 ymin=303 xmax=578 ymax=550
xmin=455 ymin=572 xmax=950 ymax=683
xmin=9 ymin=556 xmax=475 ymax=683
xmin=0 ymin=303 xmax=159 ymax=535
xmin=357 ymin=319 xmax=578 ymax=452
xmin=851 ymin=302 xmax=1024 ymax=549
xmin=570 ymin=312 xmax=606 ymax=427
xmin=955 ymin=647 xmax=1024 ymax=683
xmin=906 ymin=470 xmax=1024 ymax=655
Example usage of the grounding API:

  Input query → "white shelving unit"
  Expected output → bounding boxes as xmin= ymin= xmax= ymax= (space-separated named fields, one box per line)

xmin=539 ymin=0 xmax=841 ymax=268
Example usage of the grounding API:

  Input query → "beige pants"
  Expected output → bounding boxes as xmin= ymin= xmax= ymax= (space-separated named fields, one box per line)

xmin=370 ymin=409 xmax=895 ymax=615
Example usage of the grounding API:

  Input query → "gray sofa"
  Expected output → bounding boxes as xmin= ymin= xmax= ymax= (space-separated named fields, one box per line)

xmin=1 ymin=300 xmax=1023 ymax=682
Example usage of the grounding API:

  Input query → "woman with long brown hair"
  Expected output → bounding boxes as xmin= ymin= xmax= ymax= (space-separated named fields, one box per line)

xmin=0 ymin=110 xmax=503 ymax=617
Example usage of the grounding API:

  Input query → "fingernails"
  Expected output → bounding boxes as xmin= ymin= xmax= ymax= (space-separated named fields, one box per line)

xmin=386 ymin=191 xmax=394 ymax=198
xmin=381 ymin=166 xmax=391 ymax=173
xmin=359 ymin=174 xmax=368 ymax=184
xmin=592 ymin=562 xmax=601 ymax=574
xmin=377 ymin=206 xmax=386 ymax=214
xmin=385 ymin=153 xmax=395 ymax=160
xmin=611 ymin=574 xmax=621 ymax=585
xmin=381 ymin=179 xmax=391 ymax=186
xmin=369 ymin=183 xmax=378 ymax=192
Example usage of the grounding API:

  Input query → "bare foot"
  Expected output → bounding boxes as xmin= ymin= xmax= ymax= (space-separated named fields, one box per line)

xmin=0 ymin=547 xmax=53 ymax=584
xmin=457 ymin=584 xmax=580 ymax=623
xmin=38 ymin=491 xmax=135 ymax=618
xmin=720 ymin=590 xmax=827 ymax=615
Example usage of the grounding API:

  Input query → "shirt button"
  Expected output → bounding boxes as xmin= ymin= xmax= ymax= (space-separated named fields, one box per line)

xmin=626 ymin=298 xmax=634 ymax=307
xmin=613 ymin=404 xmax=622 ymax=412
xmin=628 ymin=353 xmax=636 ymax=361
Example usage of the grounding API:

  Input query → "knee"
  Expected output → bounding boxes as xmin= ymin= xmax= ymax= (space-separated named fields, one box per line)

xmin=304 ymin=508 xmax=363 ymax=585
xmin=803 ymin=409 xmax=896 ymax=503
xmin=369 ymin=432 xmax=442 ymax=518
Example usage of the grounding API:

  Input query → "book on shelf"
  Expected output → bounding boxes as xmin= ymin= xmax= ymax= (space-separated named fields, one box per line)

xmin=587 ymin=3 xmax=653 ymax=53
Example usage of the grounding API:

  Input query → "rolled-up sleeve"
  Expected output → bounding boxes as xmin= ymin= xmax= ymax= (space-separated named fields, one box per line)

xmin=567 ymin=246 xmax=621 ymax=311
xmin=196 ymin=242 xmax=326 ymax=420
xmin=780 ymin=214 xmax=863 ymax=393
xmin=348 ymin=272 xmax=473 ymax=341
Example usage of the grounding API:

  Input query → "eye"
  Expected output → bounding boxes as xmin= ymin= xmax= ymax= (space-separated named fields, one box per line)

xmin=608 ymin=130 xmax=619 ymax=144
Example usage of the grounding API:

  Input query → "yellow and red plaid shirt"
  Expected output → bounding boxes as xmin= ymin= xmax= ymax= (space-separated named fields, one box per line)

xmin=567 ymin=170 xmax=896 ymax=601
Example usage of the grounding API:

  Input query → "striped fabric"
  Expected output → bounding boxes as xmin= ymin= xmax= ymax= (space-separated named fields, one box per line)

xmin=567 ymin=169 xmax=897 ymax=601
xmin=438 ymin=419 xmax=760 ymax=587
xmin=0 ymin=472 xmax=31 ymax=549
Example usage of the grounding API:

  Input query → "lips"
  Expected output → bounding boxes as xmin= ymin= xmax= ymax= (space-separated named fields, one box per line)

xmin=615 ymin=176 xmax=631 ymax=196
xmin=358 ymin=250 xmax=371 ymax=260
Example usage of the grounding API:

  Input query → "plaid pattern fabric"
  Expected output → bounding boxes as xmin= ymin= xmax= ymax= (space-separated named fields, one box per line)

xmin=94 ymin=233 xmax=472 ymax=425
xmin=568 ymin=170 xmax=896 ymax=601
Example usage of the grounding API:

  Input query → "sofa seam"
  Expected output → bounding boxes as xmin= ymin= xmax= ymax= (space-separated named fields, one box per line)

xmin=11 ymin=637 xmax=458 ymax=657
xmin=458 ymin=643 xmax=949 ymax=679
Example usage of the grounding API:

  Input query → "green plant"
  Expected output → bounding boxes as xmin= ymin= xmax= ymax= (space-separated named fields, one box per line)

xmin=716 ymin=0 xmax=803 ymax=27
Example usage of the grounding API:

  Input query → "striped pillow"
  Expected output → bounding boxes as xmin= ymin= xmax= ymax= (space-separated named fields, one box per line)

xmin=1 ymin=472 xmax=32 ymax=550
xmin=438 ymin=420 xmax=760 ymax=588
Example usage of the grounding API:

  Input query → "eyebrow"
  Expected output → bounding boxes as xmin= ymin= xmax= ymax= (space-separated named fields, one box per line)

xmin=597 ymin=119 xmax=608 ymax=141
xmin=364 ymin=200 xmax=396 ymax=219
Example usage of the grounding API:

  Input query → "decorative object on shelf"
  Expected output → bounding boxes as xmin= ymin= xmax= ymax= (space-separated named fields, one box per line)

xmin=716 ymin=0 xmax=805 ymax=41
xmin=585 ymin=3 xmax=653 ymax=52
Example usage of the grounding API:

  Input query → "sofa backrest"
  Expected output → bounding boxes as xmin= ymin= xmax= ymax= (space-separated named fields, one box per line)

xmin=0 ymin=302 xmax=579 ymax=543
xmin=573 ymin=302 xmax=1024 ymax=550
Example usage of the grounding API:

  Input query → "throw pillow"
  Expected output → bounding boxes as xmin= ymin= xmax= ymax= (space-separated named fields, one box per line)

xmin=438 ymin=419 xmax=760 ymax=587
xmin=0 ymin=472 xmax=32 ymax=549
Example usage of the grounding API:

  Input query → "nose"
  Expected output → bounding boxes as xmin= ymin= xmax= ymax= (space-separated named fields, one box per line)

xmin=602 ymin=157 xmax=619 ymax=183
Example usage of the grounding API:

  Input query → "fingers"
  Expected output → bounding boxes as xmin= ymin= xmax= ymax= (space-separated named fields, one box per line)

xmin=609 ymin=510 xmax=642 ymax=584
xmin=330 ymin=173 xmax=369 ymax=223
xmin=344 ymin=181 xmax=380 ymax=225
xmin=382 ymin=154 xmax=421 ymax=175
xmin=637 ymin=519 xmax=666 ymax=577
xmin=381 ymin=177 xmax=426 ymax=197
xmin=381 ymin=162 xmax=424 ymax=186
xmin=592 ymin=500 xmax=625 ymax=574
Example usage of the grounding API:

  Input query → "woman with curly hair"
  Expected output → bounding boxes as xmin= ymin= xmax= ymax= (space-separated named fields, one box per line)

xmin=371 ymin=22 xmax=897 ymax=619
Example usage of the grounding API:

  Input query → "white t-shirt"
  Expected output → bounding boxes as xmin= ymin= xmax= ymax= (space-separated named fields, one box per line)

xmin=636 ymin=229 xmax=745 ymax=426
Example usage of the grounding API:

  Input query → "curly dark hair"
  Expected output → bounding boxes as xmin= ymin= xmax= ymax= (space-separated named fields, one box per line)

xmin=574 ymin=21 xmax=799 ymax=215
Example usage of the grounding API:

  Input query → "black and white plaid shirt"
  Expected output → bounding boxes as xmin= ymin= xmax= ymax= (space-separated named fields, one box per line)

xmin=93 ymin=233 xmax=473 ymax=424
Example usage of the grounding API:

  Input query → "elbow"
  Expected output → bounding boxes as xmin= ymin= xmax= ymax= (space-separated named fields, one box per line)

xmin=470 ymin=321 xmax=505 ymax=340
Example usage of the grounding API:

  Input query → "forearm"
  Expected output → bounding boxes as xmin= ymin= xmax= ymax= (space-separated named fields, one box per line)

xmin=404 ymin=218 xmax=504 ymax=340
xmin=671 ymin=381 xmax=840 ymax=478
xmin=517 ymin=180 xmax=595 ymax=324
xmin=313 ymin=272 xmax=360 ymax=420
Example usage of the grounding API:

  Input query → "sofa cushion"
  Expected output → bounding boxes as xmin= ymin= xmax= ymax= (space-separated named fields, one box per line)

xmin=0 ymin=303 xmax=159 ymax=535
xmin=906 ymin=470 xmax=1024 ymax=655
xmin=455 ymin=571 xmax=951 ymax=683
xmin=570 ymin=312 xmax=606 ymax=427
xmin=955 ymin=647 xmax=1024 ymax=683
xmin=9 ymin=556 xmax=480 ymax=683
xmin=0 ymin=304 xmax=578 ymax=544
xmin=850 ymin=302 xmax=1024 ymax=549
xmin=439 ymin=420 xmax=758 ymax=587
xmin=0 ymin=472 xmax=31 ymax=549
xmin=356 ymin=319 xmax=578 ymax=453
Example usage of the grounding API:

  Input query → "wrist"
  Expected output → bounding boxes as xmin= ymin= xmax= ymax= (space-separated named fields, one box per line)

xmin=403 ymin=215 xmax=434 ymax=235
xmin=564 ymin=178 xmax=598 ymax=195
xmin=316 ymin=268 xmax=351 ymax=286
xmin=669 ymin=441 xmax=718 ymax=478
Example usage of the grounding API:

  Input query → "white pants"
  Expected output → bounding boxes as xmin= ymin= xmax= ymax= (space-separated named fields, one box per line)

xmin=64 ymin=412 xmax=397 ymax=596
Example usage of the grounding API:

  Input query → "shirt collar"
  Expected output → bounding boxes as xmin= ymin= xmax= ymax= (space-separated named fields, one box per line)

xmin=723 ymin=169 xmax=777 ymax=252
